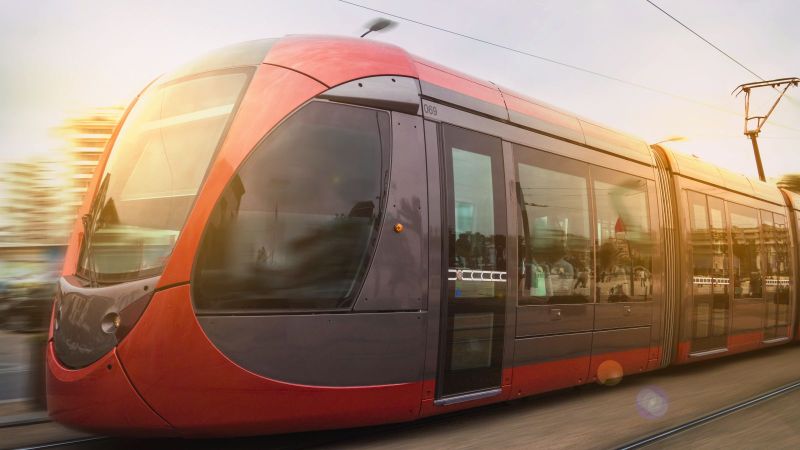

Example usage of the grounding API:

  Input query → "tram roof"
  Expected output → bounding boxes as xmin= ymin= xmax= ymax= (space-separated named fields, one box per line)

xmin=264 ymin=35 xmax=654 ymax=166
xmin=169 ymin=35 xmax=784 ymax=205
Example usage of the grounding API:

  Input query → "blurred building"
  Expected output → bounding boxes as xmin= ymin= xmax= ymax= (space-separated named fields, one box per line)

xmin=58 ymin=107 xmax=124 ymax=214
xmin=1 ymin=159 xmax=73 ymax=245
xmin=0 ymin=106 xmax=123 ymax=247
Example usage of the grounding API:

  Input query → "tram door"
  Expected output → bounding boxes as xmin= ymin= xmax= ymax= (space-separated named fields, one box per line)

xmin=687 ymin=192 xmax=730 ymax=353
xmin=437 ymin=124 xmax=507 ymax=400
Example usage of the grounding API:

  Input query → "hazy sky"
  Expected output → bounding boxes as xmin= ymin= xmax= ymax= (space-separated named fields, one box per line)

xmin=1 ymin=0 xmax=799 ymax=179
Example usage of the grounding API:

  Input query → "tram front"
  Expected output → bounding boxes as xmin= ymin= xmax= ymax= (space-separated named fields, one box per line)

xmin=46 ymin=36 xmax=425 ymax=436
xmin=47 ymin=39 xmax=283 ymax=434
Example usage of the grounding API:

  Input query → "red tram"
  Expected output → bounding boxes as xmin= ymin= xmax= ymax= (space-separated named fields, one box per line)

xmin=47 ymin=36 xmax=799 ymax=437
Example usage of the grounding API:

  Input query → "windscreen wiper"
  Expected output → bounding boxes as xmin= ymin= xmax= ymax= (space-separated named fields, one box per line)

xmin=81 ymin=174 xmax=111 ymax=288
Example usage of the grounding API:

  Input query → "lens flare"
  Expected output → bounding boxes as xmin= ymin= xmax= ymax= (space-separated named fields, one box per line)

xmin=637 ymin=386 xmax=669 ymax=419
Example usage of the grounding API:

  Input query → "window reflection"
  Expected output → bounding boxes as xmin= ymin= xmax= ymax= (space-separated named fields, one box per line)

xmin=450 ymin=148 xmax=505 ymax=300
xmin=194 ymin=102 xmax=389 ymax=312
xmin=688 ymin=191 xmax=729 ymax=350
xmin=516 ymin=153 xmax=592 ymax=305
xmin=452 ymin=149 xmax=496 ymax=270
xmin=593 ymin=170 xmax=653 ymax=303
xmin=730 ymin=204 xmax=762 ymax=299
xmin=764 ymin=211 xmax=791 ymax=339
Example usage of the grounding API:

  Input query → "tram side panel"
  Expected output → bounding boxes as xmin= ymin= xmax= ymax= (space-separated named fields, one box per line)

xmin=672 ymin=173 xmax=795 ymax=364
xmin=416 ymin=99 xmax=666 ymax=400
xmin=781 ymin=190 xmax=800 ymax=343
xmin=586 ymin=163 xmax=662 ymax=382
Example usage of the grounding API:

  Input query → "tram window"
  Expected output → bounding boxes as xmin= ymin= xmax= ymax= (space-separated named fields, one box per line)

xmin=78 ymin=70 xmax=251 ymax=283
xmin=687 ymin=191 xmax=730 ymax=345
xmin=452 ymin=148 xmax=497 ymax=277
xmin=774 ymin=214 xmax=791 ymax=328
xmin=729 ymin=203 xmax=762 ymax=299
xmin=514 ymin=147 xmax=592 ymax=305
xmin=762 ymin=212 xmax=791 ymax=297
xmin=193 ymin=102 xmax=389 ymax=312
xmin=593 ymin=168 xmax=653 ymax=303
xmin=707 ymin=197 xmax=730 ymax=309
xmin=764 ymin=211 xmax=791 ymax=338
xmin=762 ymin=211 xmax=777 ymax=295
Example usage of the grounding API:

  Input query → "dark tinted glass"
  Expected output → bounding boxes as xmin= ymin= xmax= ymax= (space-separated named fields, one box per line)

xmin=194 ymin=102 xmax=390 ymax=312
xmin=729 ymin=203 xmax=762 ymax=299
xmin=593 ymin=168 xmax=653 ymax=302
xmin=515 ymin=149 xmax=592 ymax=305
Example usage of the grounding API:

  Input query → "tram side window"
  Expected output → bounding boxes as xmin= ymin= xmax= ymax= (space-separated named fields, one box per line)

xmin=762 ymin=212 xmax=790 ymax=300
xmin=762 ymin=211 xmax=777 ymax=297
xmin=775 ymin=214 xmax=792 ymax=326
xmin=776 ymin=213 xmax=794 ymax=303
xmin=193 ymin=102 xmax=389 ymax=312
xmin=729 ymin=203 xmax=762 ymax=299
xmin=763 ymin=212 xmax=791 ymax=333
xmin=515 ymin=146 xmax=593 ymax=305
xmin=593 ymin=168 xmax=653 ymax=302
xmin=687 ymin=191 xmax=730 ymax=342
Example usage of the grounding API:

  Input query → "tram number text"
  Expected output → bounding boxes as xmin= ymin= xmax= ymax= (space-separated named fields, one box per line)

xmin=423 ymin=104 xmax=438 ymax=116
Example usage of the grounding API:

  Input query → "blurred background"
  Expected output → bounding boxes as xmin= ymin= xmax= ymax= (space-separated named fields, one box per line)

xmin=0 ymin=0 xmax=798 ymax=426
xmin=0 ymin=106 xmax=123 ymax=423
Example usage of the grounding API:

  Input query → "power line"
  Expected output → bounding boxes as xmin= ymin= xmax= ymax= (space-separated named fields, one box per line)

xmin=644 ymin=0 xmax=765 ymax=81
xmin=338 ymin=0 xmax=800 ymax=133
xmin=645 ymin=0 xmax=798 ymax=104
xmin=339 ymin=1 xmax=736 ymax=113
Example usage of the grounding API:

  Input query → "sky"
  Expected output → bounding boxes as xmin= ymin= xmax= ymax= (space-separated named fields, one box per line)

xmin=1 ymin=0 xmax=799 ymax=180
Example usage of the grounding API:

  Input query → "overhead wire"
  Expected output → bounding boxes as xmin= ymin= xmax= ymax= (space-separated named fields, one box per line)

xmin=644 ymin=0 xmax=765 ymax=81
xmin=339 ymin=1 xmax=737 ymax=113
xmin=643 ymin=0 xmax=800 ymax=127
xmin=646 ymin=0 xmax=798 ymax=109
xmin=339 ymin=0 xmax=800 ymax=133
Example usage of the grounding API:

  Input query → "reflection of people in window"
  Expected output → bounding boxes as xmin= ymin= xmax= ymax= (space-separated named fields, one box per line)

xmin=571 ymin=256 xmax=588 ymax=289
xmin=750 ymin=271 xmax=762 ymax=298
xmin=550 ymin=256 xmax=574 ymax=296
xmin=455 ymin=232 xmax=473 ymax=268
xmin=522 ymin=257 xmax=549 ymax=297
xmin=597 ymin=241 xmax=618 ymax=283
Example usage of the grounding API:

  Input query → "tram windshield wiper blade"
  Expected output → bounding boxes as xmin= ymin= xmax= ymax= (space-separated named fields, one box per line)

xmin=81 ymin=174 xmax=111 ymax=288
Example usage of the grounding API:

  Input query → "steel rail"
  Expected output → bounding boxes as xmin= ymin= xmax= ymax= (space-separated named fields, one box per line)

xmin=616 ymin=378 xmax=800 ymax=449
xmin=13 ymin=436 xmax=108 ymax=450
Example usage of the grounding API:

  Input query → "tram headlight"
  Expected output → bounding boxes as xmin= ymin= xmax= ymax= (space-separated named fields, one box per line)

xmin=101 ymin=312 xmax=121 ymax=334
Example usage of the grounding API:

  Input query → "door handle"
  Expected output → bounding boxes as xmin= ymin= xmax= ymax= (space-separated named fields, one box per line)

xmin=623 ymin=305 xmax=632 ymax=316
xmin=550 ymin=308 xmax=562 ymax=320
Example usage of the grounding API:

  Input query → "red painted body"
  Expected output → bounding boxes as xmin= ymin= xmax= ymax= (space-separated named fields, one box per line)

xmin=47 ymin=35 xmax=798 ymax=437
xmin=414 ymin=58 xmax=507 ymax=108
xmin=674 ymin=328 xmax=793 ymax=364
xmin=512 ymin=357 xmax=591 ymax=398
xmin=265 ymin=35 xmax=418 ymax=87
xmin=46 ymin=344 xmax=173 ymax=436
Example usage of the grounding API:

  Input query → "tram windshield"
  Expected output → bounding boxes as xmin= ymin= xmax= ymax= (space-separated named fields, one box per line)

xmin=78 ymin=69 xmax=251 ymax=284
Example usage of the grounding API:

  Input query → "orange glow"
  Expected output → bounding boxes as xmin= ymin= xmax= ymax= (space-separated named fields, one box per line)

xmin=597 ymin=360 xmax=624 ymax=386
